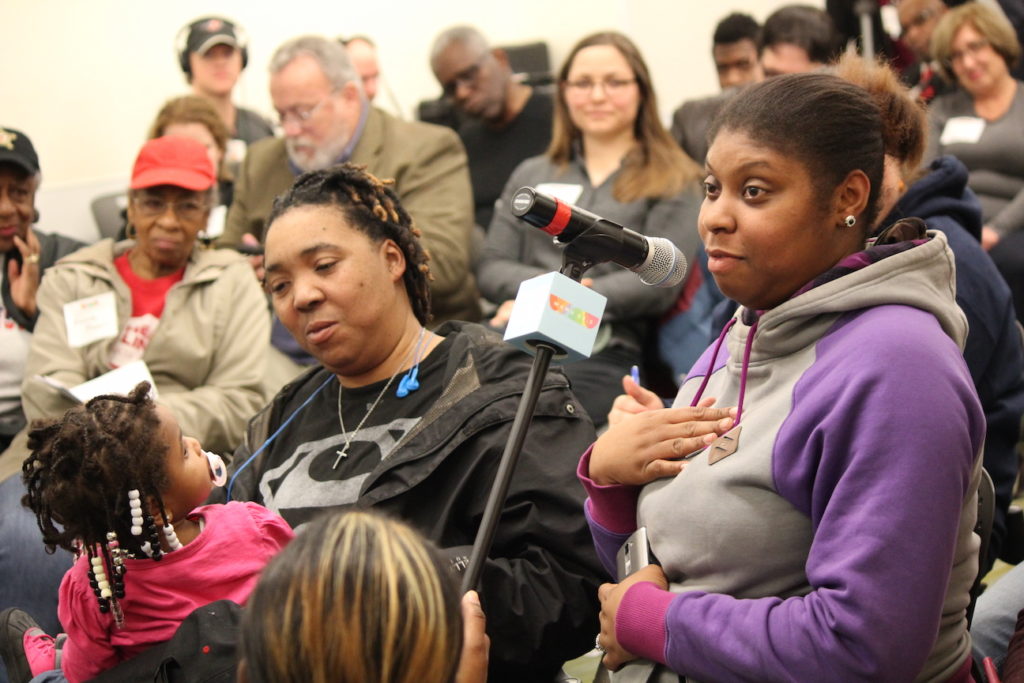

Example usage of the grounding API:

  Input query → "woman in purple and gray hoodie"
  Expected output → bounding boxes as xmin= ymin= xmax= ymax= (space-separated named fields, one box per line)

xmin=582 ymin=73 xmax=984 ymax=682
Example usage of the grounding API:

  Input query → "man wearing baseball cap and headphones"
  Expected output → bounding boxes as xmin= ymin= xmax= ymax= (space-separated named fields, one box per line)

xmin=178 ymin=16 xmax=274 ymax=164
xmin=0 ymin=127 xmax=82 ymax=457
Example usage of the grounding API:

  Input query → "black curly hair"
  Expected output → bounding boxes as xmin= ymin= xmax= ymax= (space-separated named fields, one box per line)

xmin=22 ymin=382 xmax=173 ymax=559
xmin=265 ymin=163 xmax=433 ymax=325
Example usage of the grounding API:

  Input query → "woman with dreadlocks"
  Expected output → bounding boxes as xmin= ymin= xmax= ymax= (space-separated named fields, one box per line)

xmin=2 ymin=383 xmax=292 ymax=683
xmin=219 ymin=162 xmax=603 ymax=683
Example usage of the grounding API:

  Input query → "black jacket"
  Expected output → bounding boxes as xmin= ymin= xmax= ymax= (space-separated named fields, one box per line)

xmin=217 ymin=322 xmax=603 ymax=683
xmin=882 ymin=155 xmax=1024 ymax=565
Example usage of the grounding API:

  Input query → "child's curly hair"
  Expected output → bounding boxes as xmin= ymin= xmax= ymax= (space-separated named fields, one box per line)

xmin=22 ymin=382 xmax=173 ymax=558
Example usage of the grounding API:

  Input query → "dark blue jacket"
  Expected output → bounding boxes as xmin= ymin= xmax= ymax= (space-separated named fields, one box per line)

xmin=882 ymin=155 xmax=1024 ymax=563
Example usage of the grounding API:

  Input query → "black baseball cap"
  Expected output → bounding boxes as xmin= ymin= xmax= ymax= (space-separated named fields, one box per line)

xmin=186 ymin=17 xmax=240 ymax=56
xmin=0 ymin=127 xmax=40 ymax=175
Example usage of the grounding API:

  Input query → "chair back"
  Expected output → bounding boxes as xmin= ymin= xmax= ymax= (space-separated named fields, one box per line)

xmin=90 ymin=191 xmax=128 ymax=241
xmin=968 ymin=467 xmax=996 ymax=628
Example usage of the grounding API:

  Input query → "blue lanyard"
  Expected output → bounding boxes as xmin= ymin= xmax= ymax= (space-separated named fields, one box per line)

xmin=225 ymin=373 xmax=335 ymax=502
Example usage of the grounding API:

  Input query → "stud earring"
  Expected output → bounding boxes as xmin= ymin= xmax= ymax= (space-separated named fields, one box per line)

xmin=844 ymin=215 xmax=857 ymax=228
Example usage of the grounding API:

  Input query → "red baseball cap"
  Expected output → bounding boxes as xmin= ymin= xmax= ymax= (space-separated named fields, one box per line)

xmin=130 ymin=136 xmax=215 ymax=191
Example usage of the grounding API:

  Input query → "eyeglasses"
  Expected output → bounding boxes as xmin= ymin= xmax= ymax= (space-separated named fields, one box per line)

xmin=949 ymin=39 xmax=991 ymax=65
xmin=277 ymin=92 xmax=336 ymax=127
xmin=441 ymin=57 xmax=486 ymax=99
xmin=133 ymin=195 xmax=208 ymax=222
xmin=563 ymin=78 xmax=637 ymax=96
xmin=899 ymin=8 xmax=936 ymax=38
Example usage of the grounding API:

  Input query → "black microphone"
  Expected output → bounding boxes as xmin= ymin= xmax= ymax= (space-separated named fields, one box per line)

xmin=510 ymin=187 xmax=687 ymax=287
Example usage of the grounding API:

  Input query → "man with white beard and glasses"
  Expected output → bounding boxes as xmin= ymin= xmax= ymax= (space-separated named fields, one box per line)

xmin=219 ymin=35 xmax=480 ymax=330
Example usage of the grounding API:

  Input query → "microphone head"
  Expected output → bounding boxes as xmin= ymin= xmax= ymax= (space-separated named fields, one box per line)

xmin=636 ymin=238 xmax=687 ymax=288
xmin=510 ymin=187 xmax=539 ymax=217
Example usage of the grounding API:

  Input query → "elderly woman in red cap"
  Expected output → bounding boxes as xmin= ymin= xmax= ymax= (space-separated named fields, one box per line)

xmin=19 ymin=136 xmax=269 ymax=455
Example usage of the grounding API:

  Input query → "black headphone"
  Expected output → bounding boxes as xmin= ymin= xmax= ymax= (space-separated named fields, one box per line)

xmin=175 ymin=16 xmax=249 ymax=77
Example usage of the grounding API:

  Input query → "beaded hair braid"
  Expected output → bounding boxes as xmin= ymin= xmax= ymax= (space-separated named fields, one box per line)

xmin=266 ymin=163 xmax=434 ymax=325
xmin=21 ymin=382 xmax=176 ymax=624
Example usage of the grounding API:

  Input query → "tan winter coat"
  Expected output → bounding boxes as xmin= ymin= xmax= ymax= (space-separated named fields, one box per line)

xmin=20 ymin=239 xmax=270 ymax=455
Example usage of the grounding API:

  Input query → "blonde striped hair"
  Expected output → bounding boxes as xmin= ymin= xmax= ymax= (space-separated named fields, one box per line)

xmin=240 ymin=511 xmax=462 ymax=683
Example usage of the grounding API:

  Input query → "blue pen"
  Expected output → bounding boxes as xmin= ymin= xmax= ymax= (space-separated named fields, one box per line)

xmin=630 ymin=365 xmax=640 ymax=385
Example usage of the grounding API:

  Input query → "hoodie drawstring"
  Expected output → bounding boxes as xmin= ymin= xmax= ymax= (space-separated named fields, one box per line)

xmin=689 ymin=312 xmax=759 ymax=425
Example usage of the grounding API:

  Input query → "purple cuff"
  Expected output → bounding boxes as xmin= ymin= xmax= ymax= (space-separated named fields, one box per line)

xmin=578 ymin=446 xmax=640 ymax=533
xmin=616 ymin=581 xmax=675 ymax=665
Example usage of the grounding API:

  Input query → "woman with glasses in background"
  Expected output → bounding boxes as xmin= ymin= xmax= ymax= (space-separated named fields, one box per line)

xmin=477 ymin=31 xmax=703 ymax=427
xmin=926 ymin=3 xmax=1024 ymax=320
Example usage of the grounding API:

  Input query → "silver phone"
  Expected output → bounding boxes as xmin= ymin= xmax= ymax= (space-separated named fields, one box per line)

xmin=616 ymin=526 xmax=655 ymax=581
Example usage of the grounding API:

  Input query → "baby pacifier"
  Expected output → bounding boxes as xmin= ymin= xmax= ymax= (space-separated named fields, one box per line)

xmin=204 ymin=450 xmax=228 ymax=487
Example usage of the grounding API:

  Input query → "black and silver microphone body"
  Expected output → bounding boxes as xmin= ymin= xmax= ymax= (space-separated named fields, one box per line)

xmin=510 ymin=187 xmax=687 ymax=287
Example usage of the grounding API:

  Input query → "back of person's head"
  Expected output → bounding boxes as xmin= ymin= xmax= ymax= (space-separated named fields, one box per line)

xmin=931 ymin=1 xmax=1021 ymax=82
xmin=270 ymin=34 xmax=361 ymax=93
xmin=148 ymin=95 xmax=229 ymax=167
xmin=549 ymin=31 xmax=700 ymax=200
xmin=22 ymin=382 xmax=173 ymax=556
xmin=710 ymin=72 xmax=885 ymax=230
xmin=762 ymin=5 xmax=842 ymax=65
xmin=266 ymin=163 xmax=433 ymax=325
xmin=239 ymin=510 xmax=462 ymax=683
xmin=831 ymin=54 xmax=927 ymax=177
xmin=340 ymin=35 xmax=381 ymax=101
xmin=714 ymin=12 xmax=762 ymax=48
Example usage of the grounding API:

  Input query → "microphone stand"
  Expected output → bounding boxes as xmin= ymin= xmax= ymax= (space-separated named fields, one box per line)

xmin=854 ymin=0 xmax=876 ymax=60
xmin=460 ymin=239 xmax=602 ymax=593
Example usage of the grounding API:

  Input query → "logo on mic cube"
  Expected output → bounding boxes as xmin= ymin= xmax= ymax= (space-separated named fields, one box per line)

xmin=503 ymin=272 xmax=607 ymax=362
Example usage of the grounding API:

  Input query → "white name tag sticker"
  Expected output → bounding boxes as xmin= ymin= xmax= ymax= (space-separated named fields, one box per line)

xmin=941 ymin=117 xmax=986 ymax=146
xmin=63 ymin=292 xmax=118 ymax=348
xmin=225 ymin=138 xmax=248 ymax=166
xmin=536 ymin=183 xmax=584 ymax=205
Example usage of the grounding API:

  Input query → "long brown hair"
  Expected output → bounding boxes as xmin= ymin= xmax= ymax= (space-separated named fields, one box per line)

xmin=547 ymin=31 xmax=700 ymax=202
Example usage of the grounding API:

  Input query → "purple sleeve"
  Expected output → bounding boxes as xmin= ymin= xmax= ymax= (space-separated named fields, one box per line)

xmin=578 ymin=447 xmax=639 ymax=578
xmin=622 ymin=308 xmax=984 ymax=681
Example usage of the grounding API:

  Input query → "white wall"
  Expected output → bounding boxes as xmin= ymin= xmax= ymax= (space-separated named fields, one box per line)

xmin=3 ymin=0 xmax=821 ymax=242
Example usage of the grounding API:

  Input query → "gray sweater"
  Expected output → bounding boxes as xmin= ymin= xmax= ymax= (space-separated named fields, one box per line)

xmin=926 ymin=81 xmax=1024 ymax=235
xmin=477 ymin=154 xmax=702 ymax=351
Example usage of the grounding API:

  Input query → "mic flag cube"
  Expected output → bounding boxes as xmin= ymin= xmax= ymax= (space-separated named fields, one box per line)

xmin=503 ymin=272 xmax=607 ymax=363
